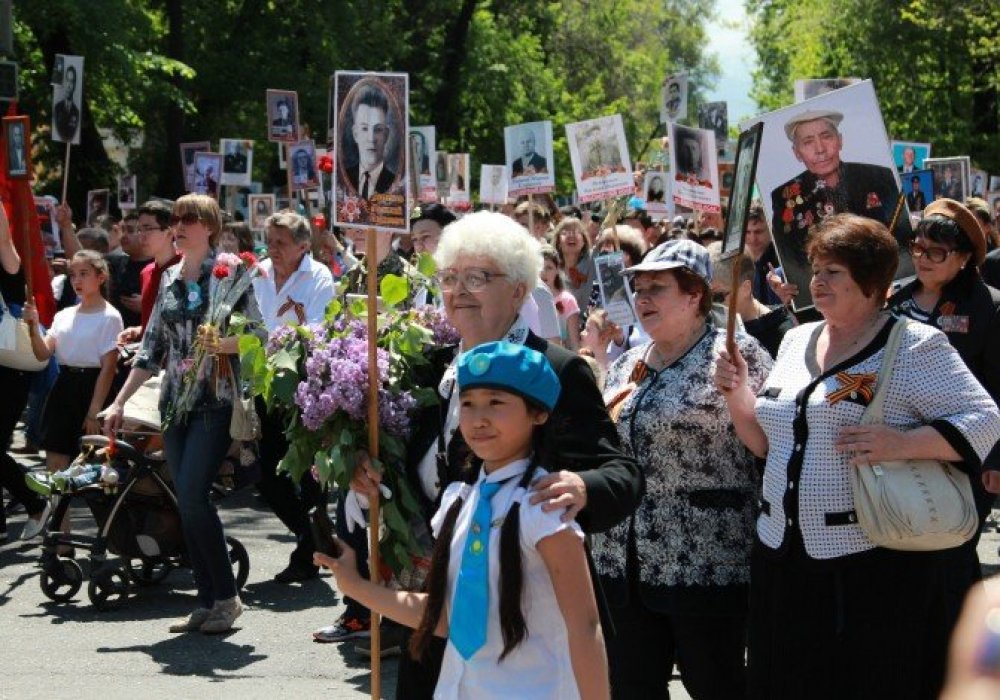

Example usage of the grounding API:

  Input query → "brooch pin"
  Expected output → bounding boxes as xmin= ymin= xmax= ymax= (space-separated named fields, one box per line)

xmin=827 ymin=371 xmax=878 ymax=405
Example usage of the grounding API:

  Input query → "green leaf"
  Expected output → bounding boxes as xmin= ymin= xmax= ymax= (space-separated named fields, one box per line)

xmin=271 ymin=368 xmax=299 ymax=405
xmin=324 ymin=298 xmax=343 ymax=322
xmin=416 ymin=252 xmax=437 ymax=278
xmin=380 ymin=274 xmax=409 ymax=309
xmin=349 ymin=297 xmax=368 ymax=318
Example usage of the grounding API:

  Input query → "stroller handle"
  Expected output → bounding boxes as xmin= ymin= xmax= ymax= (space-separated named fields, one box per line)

xmin=79 ymin=435 xmax=145 ymax=465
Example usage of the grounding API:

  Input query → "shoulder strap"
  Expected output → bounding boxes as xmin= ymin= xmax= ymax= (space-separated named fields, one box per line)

xmin=861 ymin=318 xmax=908 ymax=425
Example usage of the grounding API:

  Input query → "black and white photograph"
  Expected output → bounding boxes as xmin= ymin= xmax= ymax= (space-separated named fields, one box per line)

xmin=595 ymin=252 xmax=636 ymax=327
xmin=698 ymin=101 xmax=729 ymax=153
xmin=35 ymin=196 xmax=60 ymax=258
xmin=266 ymin=89 xmax=299 ymax=143
xmin=409 ymin=125 xmax=436 ymax=202
xmin=51 ymin=54 xmax=64 ymax=86
xmin=447 ymin=153 xmax=470 ymax=207
xmin=86 ymin=188 xmax=109 ymax=225
xmin=901 ymin=169 xmax=933 ymax=213
xmin=660 ymin=71 xmax=688 ymax=124
xmin=333 ymin=71 xmax=409 ymax=231
xmin=891 ymin=140 xmax=931 ymax=174
xmin=970 ymin=167 xmax=987 ymax=198
xmin=644 ymin=170 xmax=671 ymax=221
xmin=924 ymin=156 xmax=970 ymax=202
xmin=748 ymin=80 xmax=912 ymax=310
xmin=51 ymin=54 xmax=83 ymax=145
xmin=117 ymin=174 xmax=137 ymax=209
xmin=179 ymin=140 xmax=210 ymax=192
xmin=669 ymin=122 xmax=720 ymax=213
xmin=192 ymin=152 xmax=222 ymax=199
xmin=479 ymin=164 xmax=508 ymax=206
xmin=566 ymin=114 xmax=632 ymax=203
xmin=248 ymin=193 xmax=276 ymax=230
xmin=504 ymin=120 xmax=555 ymax=197
xmin=435 ymin=151 xmax=449 ymax=199
xmin=990 ymin=193 xmax=1000 ymax=224
xmin=989 ymin=175 xmax=1000 ymax=193
xmin=4 ymin=115 xmax=30 ymax=179
xmin=721 ymin=122 xmax=764 ymax=258
xmin=793 ymin=77 xmax=861 ymax=103
xmin=221 ymin=138 xmax=254 ymax=186
xmin=289 ymin=139 xmax=319 ymax=191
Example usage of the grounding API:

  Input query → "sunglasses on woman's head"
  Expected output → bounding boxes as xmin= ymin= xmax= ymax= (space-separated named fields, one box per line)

xmin=170 ymin=212 xmax=202 ymax=226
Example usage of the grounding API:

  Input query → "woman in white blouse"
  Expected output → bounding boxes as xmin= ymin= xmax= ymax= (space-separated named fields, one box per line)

xmin=715 ymin=214 xmax=1000 ymax=700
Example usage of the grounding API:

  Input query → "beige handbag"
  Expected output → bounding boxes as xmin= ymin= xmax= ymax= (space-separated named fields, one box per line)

xmin=0 ymin=289 xmax=48 ymax=372
xmin=229 ymin=383 xmax=260 ymax=441
xmin=849 ymin=319 xmax=978 ymax=551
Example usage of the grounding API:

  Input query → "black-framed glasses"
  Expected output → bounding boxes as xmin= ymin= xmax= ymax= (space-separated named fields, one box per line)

xmin=437 ymin=268 xmax=507 ymax=292
xmin=137 ymin=225 xmax=165 ymax=235
xmin=909 ymin=240 xmax=956 ymax=264
xmin=170 ymin=212 xmax=202 ymax=226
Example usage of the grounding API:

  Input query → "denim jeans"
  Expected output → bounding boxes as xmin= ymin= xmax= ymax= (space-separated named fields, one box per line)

xmin=163 ymin=404 xmax=236 ymax=608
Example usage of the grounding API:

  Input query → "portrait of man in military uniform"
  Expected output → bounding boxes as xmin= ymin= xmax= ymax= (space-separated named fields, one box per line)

xmin=52 ymin=61 xmax=82 ymax=145
xmin=768 ymin=108 xmax=902 ymax=306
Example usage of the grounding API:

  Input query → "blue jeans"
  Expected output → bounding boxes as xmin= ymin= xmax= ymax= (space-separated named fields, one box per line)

xmin=163 ymin=404 xmax=236 ymax=608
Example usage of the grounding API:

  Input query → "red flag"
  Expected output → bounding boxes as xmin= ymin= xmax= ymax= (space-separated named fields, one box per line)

xmin=1 ymin=104 xmax=56 ymax=326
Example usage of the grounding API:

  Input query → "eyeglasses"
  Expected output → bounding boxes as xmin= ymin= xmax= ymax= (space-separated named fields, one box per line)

xmin=137 ymin=225 xmax=165 ymax=235
xmin=437 ymin=268 xmax=507 ymax=292
xmin=909 ymin=240 xmax=956 ymax=264
xmin=170 ymin=212 xmax=202 ymax=226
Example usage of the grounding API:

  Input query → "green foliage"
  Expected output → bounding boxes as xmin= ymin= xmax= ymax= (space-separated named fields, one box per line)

xmin=747 ymin=0 xmax=1000 ymax=170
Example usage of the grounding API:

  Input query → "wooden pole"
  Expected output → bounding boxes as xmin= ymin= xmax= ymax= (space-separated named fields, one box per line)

xmin=285 ymin=143 xmax=294 ymax=211
xmin=61 ymin=142 xmax=71 ymax=204
xmin=726 ymin=252 xmax=742 ymax=360
xmin=527 ymin=193 xmax=535 ymax=235
xmin=365 ymin=226 xmax=382 ymax=698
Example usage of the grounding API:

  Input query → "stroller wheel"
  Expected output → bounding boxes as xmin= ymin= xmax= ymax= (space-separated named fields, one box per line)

xmin=226 ymin=536 xmax=250 ymax=590
xmin=87 ymin=568 xmax=130 ymax=611
xmin=126 ymin=558 xmax=172 ymax=587
xmin=39 ymin=558 xmax=84 ymax=602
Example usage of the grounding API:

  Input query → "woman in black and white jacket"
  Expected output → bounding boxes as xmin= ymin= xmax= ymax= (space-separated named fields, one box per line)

xmin=716 ymin=214 xmax=1000 ymax=700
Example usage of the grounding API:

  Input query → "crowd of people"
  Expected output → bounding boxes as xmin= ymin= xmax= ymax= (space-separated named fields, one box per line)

xmin=3 ymin=169 xmax=1000 ymax=699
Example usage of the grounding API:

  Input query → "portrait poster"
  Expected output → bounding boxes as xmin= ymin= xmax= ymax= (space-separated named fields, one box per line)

xmin=248 ymin=193 xmax=276 ymax=231
xmin=698 ymin=101 xmax=729 ymax=155
xmin=901 ymin=168 xmax=933 ymax=213
xmin=266 ymin=89 xmax=299 ymax=143
xmin=924 ymin=156 xmax=970 ymax=203
xmin=970 ymin=168 xmax=987 ymax=198
xmin=86 ymin=189 xmax=109 ymax=225
xmin=192 ymin=152 xmax=222 ymax=199
xmin=721 ymin=122 xmax=764 ymax=258
xmin=435 ymin=151 xmax=449 ymax=199
xmin=565 ymin=115 xmax=633 ymax=204
xmin=288 ymin=139 xmax=319 ymax=192
xmin=504 ymin=120 xmax=556 ymax=197
xmin=409 ymin=125 xmax=437 ymax=202
xmin=989 ymin=175 xmax=1000 ymax=193
xmin=890 ymin=140 xmax=931 ymax=174
xmin=660 ymin=71 xmax=688 ymax=124
xmin=333 ymin=71 xmax=409 ymax=232
xmin=643 ymin=171 xmax=671 ymax=221
xmin=746 ymin=80 xmax=913 ymax=310
xmin=793 ymin=77 xmax=861 ymax=103
xmin=447 ymin=153 xmax=470 ymax=207
xmin=51 ymin=54 xmax=83 ymax=145
xmin=668 ymin=122 xmax=721 ymax=214
xmin=221 ymin=139 xmax=254 ymax=186
xmin=3 ymin=115 xmax=30 ymax=180
xmin=595 ymin=252 xmax=637 ymax=327
xmin=989 ymin=193 xmax=1000 ymax=223
xmin=719 ymin=162 xmax=735 ymax=200
xmin=479 ymin=164 xmax=508 ymax=205
xmin=180 ymin=141 xmax=210 ymax=192
xmin=34 ymin=196 xmax=59 ymax=258
xmin=117 ymin=174 xmax=137 ymax=209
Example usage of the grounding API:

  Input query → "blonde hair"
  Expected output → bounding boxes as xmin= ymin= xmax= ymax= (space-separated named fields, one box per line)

xmin=174 ymin=193 xmax=223 ymax=245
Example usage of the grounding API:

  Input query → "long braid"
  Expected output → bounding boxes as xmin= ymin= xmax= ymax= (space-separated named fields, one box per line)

xmin=496 ymin=462 xmax=537 ymax=660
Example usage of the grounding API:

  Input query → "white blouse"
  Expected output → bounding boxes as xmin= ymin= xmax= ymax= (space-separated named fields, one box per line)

xmin=47 ymin=303 xmax=123 ymax=367
xmin=432 ymin=458 xmax=584 ymax=700
xmin=755 ymin=318 xmax=1000 ymax=560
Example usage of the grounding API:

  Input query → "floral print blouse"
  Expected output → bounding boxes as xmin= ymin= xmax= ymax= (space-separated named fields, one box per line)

xmin=136 ymin=250 xmax=264 ymax=418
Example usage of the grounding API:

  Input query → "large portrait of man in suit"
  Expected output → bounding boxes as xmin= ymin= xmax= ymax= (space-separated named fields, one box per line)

xmin=52 ymin=57 xmax=83 ymax=145
xmin=511 ymin=125 xmax=547 ymax=176
xmin=5 ymin=117 xmax=29 ymax=178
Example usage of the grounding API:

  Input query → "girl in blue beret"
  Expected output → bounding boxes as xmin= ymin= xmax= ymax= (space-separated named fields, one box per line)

xmin=316 ymin=341 xmax=609 ymax=699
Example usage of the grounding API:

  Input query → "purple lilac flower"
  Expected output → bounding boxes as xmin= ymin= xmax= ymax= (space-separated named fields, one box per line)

xmin=415 ymin=305 xmax=460 ymax=345
xmin=266 ymin=325 xmax=297 ymax=354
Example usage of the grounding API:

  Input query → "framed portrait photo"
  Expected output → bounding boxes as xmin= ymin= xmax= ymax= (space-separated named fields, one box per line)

xmin=180 ymin=141 xmax=211 ymax=192
xmin=267 ymin=89 xmax=299 ymax=143
xmin=248 ymin=193 xmax=276 ymax=231
xmin=669 ymin=122 xmax=721 ymax=214
xmin=117 ymin=174 xmax=137 ymax=209
xmin=721 ymin=122 xmax=764 ymax=259
xmin=288 ymin=139 xmax=319 ymax=192
xmin=86 ymin=189 xmax=109 ymax=225
xmin=192 ymin=152 xmax=223 ymax=200
xmin=3 ymin=115 xmax=31 ymax=180
xmin=221 ymin=138 xmax=254 ymax=186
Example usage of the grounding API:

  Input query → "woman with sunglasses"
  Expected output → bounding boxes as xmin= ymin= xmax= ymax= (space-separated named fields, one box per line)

xmin=886 ymin=198 xmax=1000 ymax=618
xmin=105 ymin=194 xmax=265 ymax=635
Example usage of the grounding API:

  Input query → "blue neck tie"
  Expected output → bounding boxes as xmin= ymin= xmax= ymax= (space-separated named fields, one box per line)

xmin=449 ymin=480 xmax=502 ymax=659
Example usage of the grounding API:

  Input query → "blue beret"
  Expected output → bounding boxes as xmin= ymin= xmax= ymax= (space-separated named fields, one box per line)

xmin=457 ymin=341 xmax=560 ymax=412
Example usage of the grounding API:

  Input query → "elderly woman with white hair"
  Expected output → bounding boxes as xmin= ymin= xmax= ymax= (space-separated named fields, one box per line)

xmin=348 ymin=211 xmax=643 ymax=700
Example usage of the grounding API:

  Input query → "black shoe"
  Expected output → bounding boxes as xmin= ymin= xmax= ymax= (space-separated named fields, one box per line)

xmin=273 ymin=562 xmax=319 ymax=584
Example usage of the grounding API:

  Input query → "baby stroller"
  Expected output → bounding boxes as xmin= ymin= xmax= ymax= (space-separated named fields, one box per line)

xmin=36 ymin=376 xmax=250 ymax=611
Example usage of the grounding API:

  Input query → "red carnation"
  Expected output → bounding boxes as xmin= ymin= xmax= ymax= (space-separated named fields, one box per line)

xmin=318 ymin=155 xmax=334 ymax=174
xmin=212 ymin=262 xmax=230 ymax=279
xmin=239 ymin=251 xmax=258 ymax=268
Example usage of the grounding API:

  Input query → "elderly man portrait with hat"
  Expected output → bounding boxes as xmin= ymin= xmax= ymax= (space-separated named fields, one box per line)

xmin=769 ymin=109 xmax=899 ymax=295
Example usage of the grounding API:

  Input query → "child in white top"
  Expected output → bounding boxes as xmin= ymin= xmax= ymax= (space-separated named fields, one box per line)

xmin=316 ymin=341 xmax=609 ymax=699
xmin=26 ymin=250 xmax=123 ymax=473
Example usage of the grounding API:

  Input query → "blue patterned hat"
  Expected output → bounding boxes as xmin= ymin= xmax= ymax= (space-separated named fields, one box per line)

xmin=622 ymin=238 xmax=712 ymax=286
xmin=458 ymin=341 xmax=560 ymax=412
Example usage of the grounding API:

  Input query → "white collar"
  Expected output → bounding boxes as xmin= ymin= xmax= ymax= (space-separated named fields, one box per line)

xmin=476 ymin=457 xmax=532 ymax=486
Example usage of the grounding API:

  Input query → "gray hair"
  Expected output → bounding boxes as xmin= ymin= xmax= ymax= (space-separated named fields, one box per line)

xmin=434 ymin=211 xmax=542 ymax=289
xmin=265 ymin=210 xmax=311 ymax=244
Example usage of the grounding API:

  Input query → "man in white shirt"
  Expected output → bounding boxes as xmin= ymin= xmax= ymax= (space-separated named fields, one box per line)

xmin=252 ymin=211 xmax=336 ymax=582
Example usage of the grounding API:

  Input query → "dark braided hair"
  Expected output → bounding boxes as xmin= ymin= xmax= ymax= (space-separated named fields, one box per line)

xmin=409 ymin=436 xmax=544 ymax=662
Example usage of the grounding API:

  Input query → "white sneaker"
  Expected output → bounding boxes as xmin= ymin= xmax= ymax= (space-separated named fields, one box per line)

xmin=20 ymin=501 xmax=52 ymax=541
xmin=200 ymin=596 xmax=243 ymax=634
xmin=168 ymin=608 xmax=213 ymax=633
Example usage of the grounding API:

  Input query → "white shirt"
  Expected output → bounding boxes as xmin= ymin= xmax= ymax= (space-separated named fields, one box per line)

xmin=253 ymin=254 xmax=335 ymax=331
xmin=432 ymin=458 xmax=583 ymax=700
xmin=47 ymin=303 xmax=123 ymax=367
xmin=522 ymin=283 xmax=560 ymax=341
